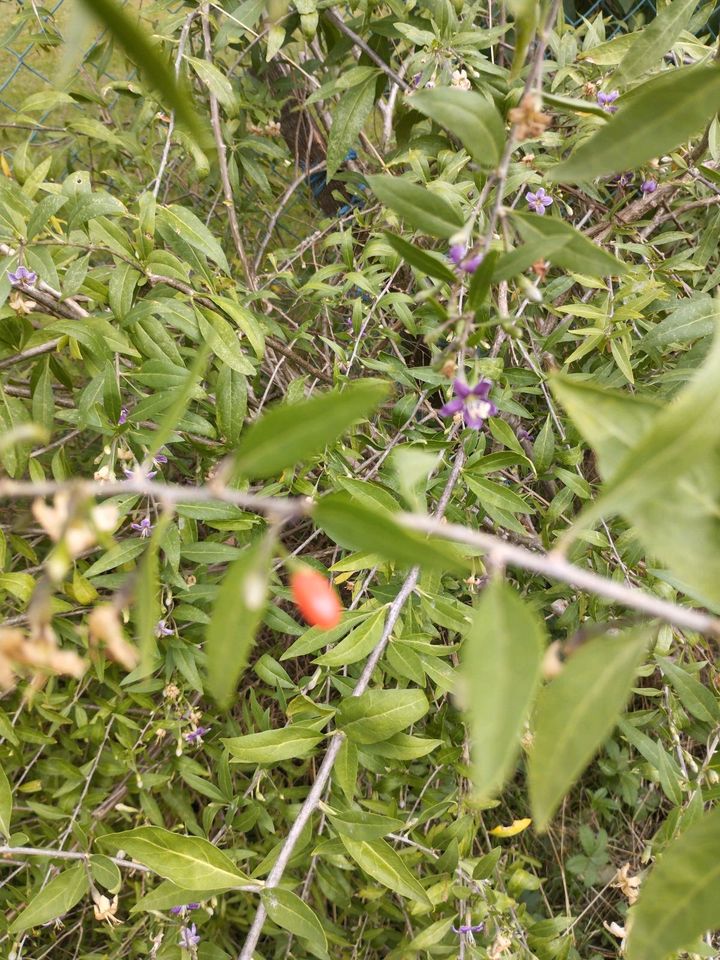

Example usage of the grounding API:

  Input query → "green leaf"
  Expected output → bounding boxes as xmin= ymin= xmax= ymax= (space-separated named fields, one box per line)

xmin=549 ymin=65 xmax=720 ymax=184
xmin=367 ymin=175 xmax=464 ymax=239
xmin=383 ymin=232 xmax=456 ymax=284
xmin=206 ymin=534 xmax=273 ymax=708
xmin=216 ymin=365 xmax=248 ymax=445
xmin=336 ymin=689 xmax=428 ymax=744
xmin=158 ymin=205 xmax=230 ymax=273
xmin=462 ymin=580 xmax=545 ymax=800
xmin=466 ymin=476 xmax=534 ymax=515
xmin=656 ymin=656 xmax=720 ymax=724
xmin=328 ymin=809 xmax=403 ymax=840
xmin=626 ymin=805 xmax=720 ymax=960
xmin=135 ymin=514 xmax=171 ymax=671
xmin=334 ymin=738 xmax=358 ymax=801
xmin=613 ymin=0 xmax=701 ymax=89
xmin=196 ymin=307 xmax=255 ymax=375
xmin=642 ymin=296 xmax=719 ymax=350
xmin=98 ymin=827 xmax=249 ymax=890
xmin=0 ymin=764 xmax=11 ymax=838
xmin=76 ymin=0 xmax=211 ymax=149
xmin=90 ymin=855 xmax=122 ymax=894
xmin=132 ymin=879 xmax=233 ymax=913
xmin=529 ymin=627 xmax=650 ymax=831
xmin=315 ymin=493 xmax=470 ymax=573
xmin=558 ymin=329 xmax=720 ymax=575
xmin=314 ymin=607 xmax=386 ymax=666
xmin=234 ymin=379 xmax=389 ymax=479
xmin=492 ymin=236 xmax=569 ymax=281
xmin=261 ymin=888 xmax=328 ymax=953
xmin=408 ymin=88 xmax=504 ymax=166
xmin=326 ymin=74 xmax=377 ymax=180
xmin=509 ymin=210 xmax=627 ymax=276
xmin=223 ymin=726 xmax=325 ymax=763
xmin=339 ymin=837 xmax=431 ymax=904
xmin=186 ymin=56 xmax=236 ymax=109
xmin=9 ymin=864 xmax=89 ymax=933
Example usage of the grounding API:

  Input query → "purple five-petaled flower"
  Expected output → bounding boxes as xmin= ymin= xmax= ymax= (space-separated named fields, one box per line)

xmin=8 ymin=265 xmax=37 ymax=286
xmin=131 ymin=517 xmax=153 ymax=537
xmin=440 ymin=379 xmax=497 ymax=430
xmin=449 ymin=243 xmax=482 ymax=274
xmin=597 ymin=90 xmax=619 ymax=112
xmin=179 ymin=923 xmax=200 ymax=949
xmin=641 ymin=179 xmax=657 ymax=194
xmin=118 ymin=407 xmax=128 ymax=426
xmin=185 ymin=726 xmax=211 ymax=744
xmin=453 ymin=922 xmax=484 ymax=935
xmin=171 ymin=903 xmax=200 ymax=916
xmin=155 ymin=619 xmax=174 ymax=638
xmin=124 ymin=467 xmax=157 ymax=480
xmin=526 ymin=187 xmax=553 ymax=215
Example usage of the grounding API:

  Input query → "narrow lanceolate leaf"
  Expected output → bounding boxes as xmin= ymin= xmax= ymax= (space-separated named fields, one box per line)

xmin=261 ymin=888 xmax=328 ymax=953
xmin=408 ymin=88 xmax=504 ymax=166
xmin=529 ymin=627 xmax=650 ymax=831
xmin=326 ymin=74 xmax=377 ymax=180
xmin=340 ymin=837 xmax=431 ymax=904
xmin=613 ymin=0 xmax=701 ymax=88
xmin=76 ymin=0 xmax=211 ymax=150
xmin=0 ymin=763 xmax=11 ymax=838
xmin=98 ymin=827 xmax=249 ymax=889
xmin=158 ymin=205 xmax=230 ymax=273
xmin=462 ymin=580 xmax=545 ymax=801
xmin=510 ymin=210 xmax=627 ymax=276
xmin=9 ymin=864 xmax=89 ymax=933
xmin=336 ymin=689 xmax=428 ymax=744
xmin=566 ymin=327 xmax=720 ymax=533
xmin=626 ymin=805 xmax=720 ymax=960
xmin=549 ymin=65 xmax=720 ymax=183
xmin=206 ymin=533 xmax=274 ymax=708
xmin=367 ymin=175 xmax=464 ymax=238
xmin=223 ymin=726 xmax=325 ymax=763
xmin=383 ymin=232 xmax=456 ymax=284
xmin=314 ymin=607 xmax=386 ymax=667
xmin=315 ymin=493 xmax=470 ymax=573
xmin=656 ymin=656 xmax=720 ymax=724
xmin=641 ymin=296 xmax=720 ymax=350
xmin=132 ymin=879 xmax=236 ymax=913
xmin=234 ymin=379 xmax=389 ymax=479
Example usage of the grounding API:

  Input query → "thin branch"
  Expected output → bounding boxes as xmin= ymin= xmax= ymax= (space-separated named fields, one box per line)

xmin=253 ymin=161 xmax=326 ymax=273
xmin=152 ymin=10 xmax=198 ymax=199
xmin=0 ymin=477 xmax=305 ymax=520
xmin=236 ymin=449 xmax=465 ymax=960
xmin=399 ymin=514 xmax=720 ymax=636
xmin=323 ymin=10 xmax=409 ymax=91
xmin=201 ymin=3 xmax=255 ymax=290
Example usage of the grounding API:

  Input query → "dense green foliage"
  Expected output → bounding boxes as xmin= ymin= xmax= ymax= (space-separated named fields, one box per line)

xmin=2 ymin=0 xmax=720 ymax=958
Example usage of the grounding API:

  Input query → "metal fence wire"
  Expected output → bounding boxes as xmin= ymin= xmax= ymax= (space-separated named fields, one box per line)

xmin=0 ymin=0 xmax=715 ymax=129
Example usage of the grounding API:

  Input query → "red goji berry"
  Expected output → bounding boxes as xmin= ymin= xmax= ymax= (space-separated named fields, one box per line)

xmin=290 ymin=568 xmax=342 ymax=629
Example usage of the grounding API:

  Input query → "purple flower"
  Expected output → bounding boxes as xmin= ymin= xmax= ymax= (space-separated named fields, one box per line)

xmin=179 ymin=923 xmax=200 ymax=949
xmin=171 ymin=903 xmax=200 ymax=916
xmin=526 ymin=187 xmax=553 ymax=214
xmin=439 ymin=379 xmax=497 ymax=430
xmin=597 ymin=90 xmax=619 ymax=112
xmin=185 ymin=726 xmax=211 ymax=744
xmin=641 ymin=179 xmax=657 ymax=194
xmin=118 ymin=407 xmax=128 ymax=426
xmin=155 ymin=619 xmax=174 ymax=638
xmin=449 ymin=243 xmax=482 ymax=274
xmin=154 ymin=454 xmax=168 ymax=464
xmin=131 ymin=517 xmax=153 ymax=537
xmin=611 ymin=172 xmax=633 ymax=188
xmin=453 ymin=922 xmax=484 ymax=936
xmin=8 ymin=265 xmax=37 ymax=286
xmin=124 ymin=467 xmax=157 ymax=480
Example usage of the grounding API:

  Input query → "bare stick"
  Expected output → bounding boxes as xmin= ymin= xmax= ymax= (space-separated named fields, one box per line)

xmin=236 ymin=450 xmax=465 ymax=960
xmin=324 ymin=10 xmax=408 ymax=91
xmin=152 ymin=10 xmax=198 ymax=199
xmin=399 ymin=514 xmax=720 ymax=636
xmin=0 ymin=477 xmax=305 ymax=520
xmin=201 ymin=3 xmax=255 ymax=289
